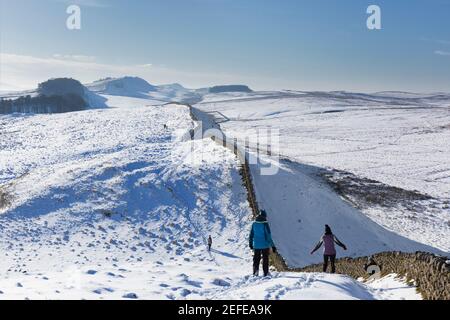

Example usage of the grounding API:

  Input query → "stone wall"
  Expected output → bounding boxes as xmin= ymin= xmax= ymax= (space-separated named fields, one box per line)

xmin=297 ymin=251 xmax=450 ymax=300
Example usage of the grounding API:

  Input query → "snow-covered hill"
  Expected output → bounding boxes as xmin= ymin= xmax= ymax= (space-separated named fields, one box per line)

xmin=0 ymin=98 xmax=423 ymax=300
xmin=0 ymin=77 xmax=202 ymax=112
xmin=196 ymin=91 xmax=450 ymax=254
xmin=86 ymin=77 xmax=203 ymax=105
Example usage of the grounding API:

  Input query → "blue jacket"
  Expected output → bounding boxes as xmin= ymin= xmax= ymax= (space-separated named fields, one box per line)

xmin=249 ymin=220 xmax=274 ymax=250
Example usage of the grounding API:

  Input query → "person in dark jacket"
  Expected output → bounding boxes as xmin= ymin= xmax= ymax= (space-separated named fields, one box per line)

xmin=310 ymin=224 xmax=347 ymax=273
xmin=207 ymin=235 xmax=212 ymax=252
xmin=249 ymin=210 xmax=277 ymax=277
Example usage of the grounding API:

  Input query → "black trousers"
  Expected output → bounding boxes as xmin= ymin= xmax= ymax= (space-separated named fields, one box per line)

xmin=253 ymin=248 xmax=270 ymax=276
xmin=323 ymin=254 xmax=336 ymax=273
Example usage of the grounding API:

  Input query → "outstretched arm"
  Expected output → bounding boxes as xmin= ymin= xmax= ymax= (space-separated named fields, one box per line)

xmin=334 ymin=236 xmax=347 ymax=250
xmin=310 ymin=239 xmax=323 ymax=254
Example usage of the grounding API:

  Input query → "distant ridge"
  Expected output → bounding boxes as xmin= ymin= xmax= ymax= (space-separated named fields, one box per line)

xmin=209 ymin=85 xmax=252 ymax=93
xmin=86 ymin=76 xmax=157 ymax=98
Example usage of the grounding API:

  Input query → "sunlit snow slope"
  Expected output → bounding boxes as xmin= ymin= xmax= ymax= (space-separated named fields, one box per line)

xmin=196 ymin=91 xmax=450 ymax=254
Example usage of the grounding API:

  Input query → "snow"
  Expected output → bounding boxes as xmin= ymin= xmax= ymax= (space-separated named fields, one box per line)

xmin=366 ymin=274 xmax=422 ymax=300
xmin=0 ymin=77 xmax=202 ymax=111
xmin=86 ymin=77 xmax=202 ymax=105
xmin=250 ymin=158 xmax=442 ymax=267
xmin=215 ymin=272 xmax=420 ymax=300
xmin=0 ymin=91 xmax=434 ymax=300
xmin=196 ymin=91 xmax=450 ymax=253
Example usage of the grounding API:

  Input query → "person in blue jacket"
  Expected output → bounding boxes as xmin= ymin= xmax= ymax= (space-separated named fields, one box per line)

xmin=249 ymin=210 xmax=277 ymax=277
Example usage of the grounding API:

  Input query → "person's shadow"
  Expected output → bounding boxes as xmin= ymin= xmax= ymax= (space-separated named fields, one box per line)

xmin=210 ymin=249 xmax=243 ymax=260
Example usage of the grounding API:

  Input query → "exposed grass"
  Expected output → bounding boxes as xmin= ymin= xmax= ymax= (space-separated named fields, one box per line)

xmin=0 ymin=187 xmax=11 ymax=210
xmin=320 ymin=169 xmax=433 ymax=211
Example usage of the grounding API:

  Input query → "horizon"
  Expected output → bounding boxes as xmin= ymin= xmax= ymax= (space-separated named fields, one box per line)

xmin=2 ymin=74 xmax=450 ymax=95
xmin=1 ymin=0 xmax=450 ymax=92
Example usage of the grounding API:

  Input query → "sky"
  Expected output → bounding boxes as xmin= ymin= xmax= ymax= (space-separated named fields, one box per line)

xmin=0 ymin=0 xmax=450 ymax=92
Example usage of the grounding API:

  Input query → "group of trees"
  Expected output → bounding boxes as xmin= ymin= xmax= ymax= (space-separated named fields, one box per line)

xmin=0 ymin=94 xmax=87 ymax=114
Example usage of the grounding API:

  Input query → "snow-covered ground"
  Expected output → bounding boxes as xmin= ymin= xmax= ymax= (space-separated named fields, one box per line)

xmin=0 ymin=98 xmax=423 ymax=300
xmin=196 ymin=91 xmax=450 ymax=254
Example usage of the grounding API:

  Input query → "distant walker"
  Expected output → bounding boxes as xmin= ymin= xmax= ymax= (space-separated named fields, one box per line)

xmin=207 ymin=235 xmax=212 ymax=252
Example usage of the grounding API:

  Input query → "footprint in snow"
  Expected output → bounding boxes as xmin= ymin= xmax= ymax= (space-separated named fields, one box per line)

xmin=93 ymin=288 xmax=114 ymax=295
xmin=86 ymin=270 xmax=97 ymax=275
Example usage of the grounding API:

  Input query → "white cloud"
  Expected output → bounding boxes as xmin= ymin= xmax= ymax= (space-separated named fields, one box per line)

xmin=52 ymin=54 xmax=97 ymax=62
xmin=434 ymin=50 xmax=450 ymax=56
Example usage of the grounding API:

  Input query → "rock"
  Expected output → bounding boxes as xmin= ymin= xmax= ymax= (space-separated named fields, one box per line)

xmin=122 ymin=292 xmax=138 ymax=299
xmin=212 ymin=278 xmax=231 ymax=287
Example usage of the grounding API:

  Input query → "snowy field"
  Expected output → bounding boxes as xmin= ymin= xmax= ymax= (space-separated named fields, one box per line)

xmin=196 ymin=91 xmax=450 ymax=254
xmin=0 ymin=98 xmax=422 ymax=300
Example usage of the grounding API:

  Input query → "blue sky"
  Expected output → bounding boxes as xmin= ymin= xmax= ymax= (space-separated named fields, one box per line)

xmin=1 ymin=0 xmax=450 ymax=91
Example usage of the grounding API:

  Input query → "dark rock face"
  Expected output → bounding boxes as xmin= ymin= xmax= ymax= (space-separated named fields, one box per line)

xmin=209 ymin=85 xmax=252 ymax=93
xmin=38 ymin=78 xmax=86 ymax=97
xmin=0 ymin=78 xmax=88 ymax=114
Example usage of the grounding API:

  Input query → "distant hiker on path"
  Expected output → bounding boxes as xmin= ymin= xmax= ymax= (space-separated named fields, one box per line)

xmin=310 ymin=224 xmax=347 ymax=274
xmin=249 ymin=210 xmax=277 ymax=277
xmin=207 ymin=235 xmax=212 ymax=252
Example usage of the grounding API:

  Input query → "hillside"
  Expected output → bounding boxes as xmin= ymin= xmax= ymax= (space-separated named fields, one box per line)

xmin=0 ymin=100 xmax=423 ymax=299
xmin=196 ymin=91 xmax=450 ymax=255
xmin=85 ymin=77 xmax=202 ymax=105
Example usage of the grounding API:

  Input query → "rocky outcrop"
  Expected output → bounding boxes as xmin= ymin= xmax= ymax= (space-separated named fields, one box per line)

xmin=0 ymin=78 xmax=89 ymax=114
xmin=38 ymin=78 xmax=86 ymax=97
